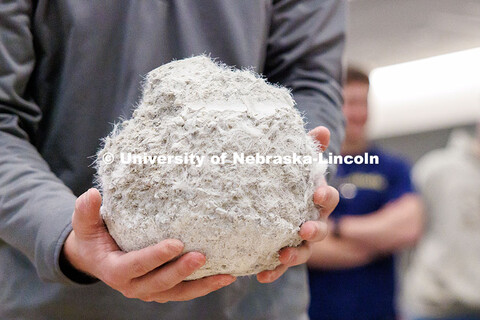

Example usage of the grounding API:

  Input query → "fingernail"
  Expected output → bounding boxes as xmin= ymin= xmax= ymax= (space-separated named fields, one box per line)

xmin=190 ymin=260 xmax=201 ymax=268
xmin=167 ymin=240 xmax=184 ymax=252
xmin=317 ymin=190 xmax=326 ymax=203
xmin=280 ymin=250 xmax=291 ymax=264
xmin=189 ymin=255 xmax=204 ymax=268
xmin=301 ymin=227 xmax=312 ymax=240
xmin=266 ymin=273 xmax=276 ymax=283
xmin=86 ymin=188 xmax=94 ymax=205
xmin=77 ymin=191 xmax=90 ymax=213
xmin=287 ymin=252 xmax=295 ymax=264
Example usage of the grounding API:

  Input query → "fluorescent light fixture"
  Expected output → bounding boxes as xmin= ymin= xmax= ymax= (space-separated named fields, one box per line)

xmin=368 ymin=48 xmax=480 ymax=139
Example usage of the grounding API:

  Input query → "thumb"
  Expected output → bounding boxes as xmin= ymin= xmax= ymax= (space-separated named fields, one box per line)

xmin=72 ymin=188 xmax=104 ymax=237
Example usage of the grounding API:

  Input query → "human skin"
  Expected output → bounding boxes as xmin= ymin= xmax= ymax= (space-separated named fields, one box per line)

xmin=341 ymin=81 xmax=369 ymax=155
xmin=308 ymin=194 xmax=423 ymax=269
xmin=63 ymin=126 xmax=339 ymax=303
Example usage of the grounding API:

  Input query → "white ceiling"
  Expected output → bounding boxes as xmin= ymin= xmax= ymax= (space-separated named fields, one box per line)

xmin=346 ymin=0 xmax=480 ymax=70
xmin=346 ymin=0 xmax=480 ymax=138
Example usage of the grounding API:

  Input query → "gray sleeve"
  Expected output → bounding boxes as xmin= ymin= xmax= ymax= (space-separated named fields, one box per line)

xmin=0 ymin=0 xmax=78 ymax=284
xmin=264 ymin=0 xmax=346 ymax=156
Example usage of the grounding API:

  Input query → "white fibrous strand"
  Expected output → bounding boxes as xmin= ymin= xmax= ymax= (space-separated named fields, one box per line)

xmin=96 ymin=56 xmax=326 ymax=280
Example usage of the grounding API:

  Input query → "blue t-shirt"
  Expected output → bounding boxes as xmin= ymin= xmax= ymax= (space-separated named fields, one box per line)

xmin=308 ymin=146 xmax=414 ymax=320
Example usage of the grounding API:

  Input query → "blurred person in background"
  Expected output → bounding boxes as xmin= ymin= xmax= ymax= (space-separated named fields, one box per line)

xmin=307 ymin=67 xmax=424 ymax=320
xmin=401 ymin=124 xmax=480 ymax=320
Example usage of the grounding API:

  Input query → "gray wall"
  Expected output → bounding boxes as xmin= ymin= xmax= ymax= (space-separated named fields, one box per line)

xmin=373 ymin=123 xmax=477 ymax=164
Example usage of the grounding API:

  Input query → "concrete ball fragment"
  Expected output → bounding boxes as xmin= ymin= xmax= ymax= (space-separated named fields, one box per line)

xmin=96 ymin=56 xmax=326 ymax=280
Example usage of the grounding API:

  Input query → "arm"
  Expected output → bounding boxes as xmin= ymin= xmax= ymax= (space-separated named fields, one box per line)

xmin=263 ymin=0 xmax=346 ymax=156
xmin=0 ymin=1 xmax=235 ymax=302
xmin=307 ymin=234 xmax=375 ymax=270
xmin=257 ymin=0 xmax=345 ymax=282
xmin=338 ymin=193 xmax=424 ymax=253
xmin=0 ymin=0 xmax=78 ymax=284
xmin=308 ymin=194 xmax=423 ymax=270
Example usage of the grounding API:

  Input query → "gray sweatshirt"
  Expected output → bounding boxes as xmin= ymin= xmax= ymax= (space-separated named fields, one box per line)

xmin=0 ymin=1 xmax=345 ymax=319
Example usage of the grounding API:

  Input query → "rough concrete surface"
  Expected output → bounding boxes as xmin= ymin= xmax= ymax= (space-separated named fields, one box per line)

xmin=96 ymin=56 xmax=325 ymax=280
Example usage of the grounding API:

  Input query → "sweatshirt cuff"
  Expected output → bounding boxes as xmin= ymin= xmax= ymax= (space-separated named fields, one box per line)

xmin=57 ymin=222 xmax=99 ymax=285
xmin=35 ymin=194 xmax=97 ymax=285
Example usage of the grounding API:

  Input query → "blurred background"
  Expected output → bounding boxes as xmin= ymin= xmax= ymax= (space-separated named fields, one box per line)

xmin=346 ymin=0 xmax=480 ymax=162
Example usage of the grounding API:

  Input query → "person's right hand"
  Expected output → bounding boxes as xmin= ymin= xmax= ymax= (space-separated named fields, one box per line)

xmin=62 ymin=188 xmax=236 ymax=303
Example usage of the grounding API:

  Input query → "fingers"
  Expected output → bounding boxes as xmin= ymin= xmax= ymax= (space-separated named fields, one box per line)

xmin=257 ymin=243 xmax=313 ymax=283
xmin=256 ymin=181 xmax=340 ymax=284
xmin=300 ymin=220 xmax=329 ymax=243
xmin=72 ymin=188 xmax=104 ymax=237
xmin=151 ymin=275 xmax=236 ymax=303
xmin=257 ymin=264 xmax=289 ymax=283
xmin=278 ymin=242 xmax=312 ymax=266
xmin=69 ymin=188 xmax=237 ymax=302
xmin=129 ymin=252 xmax=207 ymax=296
xmin=308 ymin=126 xmax=330 ymax=151
xmin=313 ymin=185 xmax=340 ymax=219
xmin=97 ymin=245 xmax=231 ymax=303
xmin=113 ymin=239 xmax=185 ymax=279
xmin=299 ymin=181 xmax=339 ymax=242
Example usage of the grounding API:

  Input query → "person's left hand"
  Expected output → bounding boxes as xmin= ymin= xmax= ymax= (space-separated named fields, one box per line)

xmin=257 ymin=126 xmax=339 ymax=283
